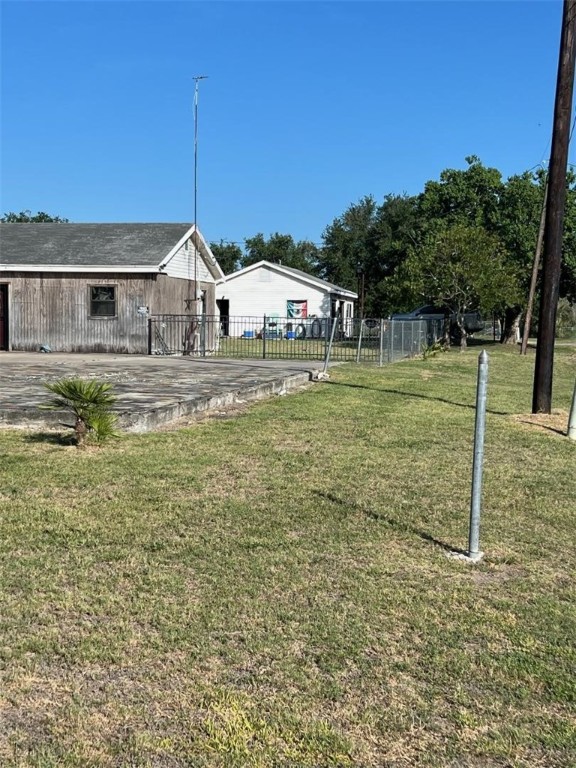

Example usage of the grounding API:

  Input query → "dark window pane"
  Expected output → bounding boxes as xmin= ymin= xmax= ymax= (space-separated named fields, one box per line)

xmin=90 ymin=286 xmax=116 ymax=317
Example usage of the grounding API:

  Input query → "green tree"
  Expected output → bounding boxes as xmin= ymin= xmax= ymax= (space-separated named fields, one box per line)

xmin=318 ymin=156 xmax=575 ymax=334
xmin=495 ymin=169 xmax=546 ymax=342
xmin=367 ymin=194 xmax=419 ymax=316
xmin=417 ymin=155 xmax=503 ymax=232
xmin=396 ymin=224 xmax=522 ymax=347
xmin=413 ymin=158 xmax=558 ymax=343
xmin=319 ymin=196 xmax=379 ymax=294
xmin=241 ymin=232 xmax=319 ymax=273
xmin=209 ymin=240 xmax=243 ymax=275
xmin=558 ymin=171 xmax=576 ymax=303
xmin=495 ymin=167 xmax=576 ymax=339
xmin=1 ymin=210 xmax=69 ymax=222
xmin=318 ymin=194 xmax=418 ymax=316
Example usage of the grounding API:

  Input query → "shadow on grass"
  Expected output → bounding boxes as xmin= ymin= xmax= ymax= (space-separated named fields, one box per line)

xmin=517 ymin=419 xmax=567 ymax=437
xmin=24 ymin=430 xmax=76 ymax=446
xmin=315 ymin=490 xmax=467 ymax=556
xmin=464 ymin=337 xmax=502 ymax=347
xmin=323 ymin=381 xmax=510 ymax=416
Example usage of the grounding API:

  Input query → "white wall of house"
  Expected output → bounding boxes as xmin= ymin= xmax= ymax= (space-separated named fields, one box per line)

xmin=217 ymin=263 xmax=351 ymax=318
xmin=164 ymin=240 xmax=213 ymax=283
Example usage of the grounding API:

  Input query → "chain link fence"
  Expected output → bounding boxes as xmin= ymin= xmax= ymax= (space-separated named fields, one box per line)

xmin=149 ymin=314 xmax=444 ymax=364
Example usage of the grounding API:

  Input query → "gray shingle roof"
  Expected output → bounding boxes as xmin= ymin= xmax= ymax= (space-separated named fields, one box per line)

xmin=222 ymin=260 xmax=357 ymax=297
xmin=0 ymin=223 xmax=192 ymax=267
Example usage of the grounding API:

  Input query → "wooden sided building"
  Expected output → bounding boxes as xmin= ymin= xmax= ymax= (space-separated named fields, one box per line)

xmin=0 ymin=223 xmax=224 ymax=354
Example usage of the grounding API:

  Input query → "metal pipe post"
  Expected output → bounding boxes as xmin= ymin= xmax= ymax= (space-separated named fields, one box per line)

xmin=568 ymin=379 xmax=576 ymax=440
xmin=379 ymin=319 xmax=385 ymax=366
xmin=263 ymin=315 xmax=267 ymax=360
xmin=468 ymin=350 xmax=489 ymax=559
xmin=356 ymin=319 xmax=364 ymax=363
xmin=323 ymin=312 xmax=340 ymax=375
xmin=201 ymin=314 xmax=206 ymax=357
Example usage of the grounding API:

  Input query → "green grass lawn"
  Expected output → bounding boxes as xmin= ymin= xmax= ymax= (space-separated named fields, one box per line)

xmin=1 ymin=343 xmax=575 ymax=767
xmin=215 ymin=336 xmax=376 ymax=361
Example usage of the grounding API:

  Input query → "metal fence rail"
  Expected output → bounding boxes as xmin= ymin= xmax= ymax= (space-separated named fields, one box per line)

xmin=148 ymin=314 xmax=443 ymax=363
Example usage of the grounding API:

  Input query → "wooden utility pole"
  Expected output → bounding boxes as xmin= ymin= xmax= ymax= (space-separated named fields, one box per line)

xmin=521 ymin=180 xmax=548 ymax=355
xmin=533 ymin=0 xmax=576 ymax=413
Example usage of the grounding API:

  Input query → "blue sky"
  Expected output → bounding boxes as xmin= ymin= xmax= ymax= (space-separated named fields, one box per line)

xmin=0 ymin=0 xmax=567 ymax=247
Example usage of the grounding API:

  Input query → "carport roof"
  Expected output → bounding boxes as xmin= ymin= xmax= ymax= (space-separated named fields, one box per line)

xmin=0 ymin=223 xmax=193 ymax=268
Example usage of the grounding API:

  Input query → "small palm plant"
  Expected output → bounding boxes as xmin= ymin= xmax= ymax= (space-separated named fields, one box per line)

xmin=43 ymin=378 xmax=119 ymax=446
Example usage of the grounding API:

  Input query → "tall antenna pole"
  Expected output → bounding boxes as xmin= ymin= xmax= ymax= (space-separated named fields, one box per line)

xmin=193 ymin=75 xmax=208 ymax=313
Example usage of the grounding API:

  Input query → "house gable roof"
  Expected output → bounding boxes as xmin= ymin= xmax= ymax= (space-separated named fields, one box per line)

xmin=219 ymin=260 xmax=357 ymax=299
xmin=0 ymin=223 xmax=225 ymax=279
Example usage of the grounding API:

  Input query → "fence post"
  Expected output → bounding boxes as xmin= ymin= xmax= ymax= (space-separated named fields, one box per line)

xmin=322 ymin=312 xmax=340 ymax=375
xmin=379 ymin=319 xmax=385 ymax=366
xmin=388 ymin=321 xmax=393 ymax=362
xmin=568 ymin=379 xmax=576 ymax=440
xmin=201 ymin=314 xmax=206 ymax=357
xmin=356 ymin=319 xmax=364 ymax=363
xmin=147 ymin=318 xmax=152 ymax=355
xmin=467 ymin=350 xmax=489 ymax=561
xmin=263 ymin=314 xmax=267 ymax=360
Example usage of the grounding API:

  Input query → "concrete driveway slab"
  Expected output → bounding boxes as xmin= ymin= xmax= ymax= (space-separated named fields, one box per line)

xmin=0 ymin=353 xmax=324 ymax=432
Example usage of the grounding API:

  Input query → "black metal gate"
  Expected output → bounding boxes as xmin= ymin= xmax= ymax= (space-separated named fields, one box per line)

xmin=149 ymin=314 xmax=439 ymax=363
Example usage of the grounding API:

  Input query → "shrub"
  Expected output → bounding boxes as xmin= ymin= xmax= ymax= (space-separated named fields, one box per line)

xmin=43 ymin=378 xmax=119 ymax=446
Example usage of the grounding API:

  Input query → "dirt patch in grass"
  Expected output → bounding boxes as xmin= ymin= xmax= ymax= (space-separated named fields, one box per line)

xmin=469 ymin=562 xmax=527 ymax=585
xmin=511 ymin=410 xmax=569 ymax=437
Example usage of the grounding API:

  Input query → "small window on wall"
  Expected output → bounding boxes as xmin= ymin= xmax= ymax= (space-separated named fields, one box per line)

xmin=287 ymin=300 xmax=307 ymax=319
xmin=89 ymin=285 xmax=117 ymax=317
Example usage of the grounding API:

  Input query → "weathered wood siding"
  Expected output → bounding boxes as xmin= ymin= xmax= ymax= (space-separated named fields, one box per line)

xmin=3 ymin=272 xmax=216 ymax=353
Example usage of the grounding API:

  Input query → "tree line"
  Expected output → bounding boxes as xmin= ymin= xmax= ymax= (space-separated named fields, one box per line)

xmin=5 ymin=157 xmax=576 ymax=344
xmin=211 ymin=156 xmax=576 ymax=344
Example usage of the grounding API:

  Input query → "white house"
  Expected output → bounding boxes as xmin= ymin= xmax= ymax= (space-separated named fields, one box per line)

xmin=216 ymin=261 xmax=357 ymax=337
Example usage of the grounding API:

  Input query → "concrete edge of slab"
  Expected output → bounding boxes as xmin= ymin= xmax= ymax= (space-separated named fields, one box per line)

xmin=120 ymin=369 xmax=315 ymax=432
xmin=0 ymin=369 xmax=318 ymax=434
